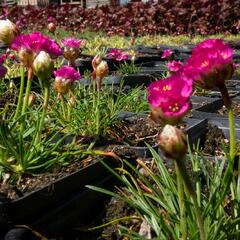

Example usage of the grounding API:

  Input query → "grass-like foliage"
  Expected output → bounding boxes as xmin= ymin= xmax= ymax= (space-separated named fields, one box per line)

xmin=87 ymin=145 xmax=240 ymax=239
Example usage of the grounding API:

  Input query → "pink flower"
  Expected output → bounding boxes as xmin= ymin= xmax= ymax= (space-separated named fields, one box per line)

xmin=11 ymin=32 xmax=62 ymax=62
xmin=61 ymin=38 xmax=82 ymax=49
xmin=184 ymin=39 xmax=234 ymax=89
xmin=107 ymin=49 xmax=128 ymax=61
xmin=147 ymin=72 xmax=193 ymax=125
xmin=0 ymin=55 xmax=7 ymax=78
xmin=167 ymin=60 xmax=183 ymax=72
xmin=53 ymin=66 xmax=81 ymax=94
xmin=54 ymin=66 xmax=80 ymax=82
xmin=161 ymin=49 xmax=173 ymax=59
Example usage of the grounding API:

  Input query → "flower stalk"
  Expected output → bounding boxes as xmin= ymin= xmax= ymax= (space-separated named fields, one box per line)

xmin=14 ymin=66 xmax=25 ymax=120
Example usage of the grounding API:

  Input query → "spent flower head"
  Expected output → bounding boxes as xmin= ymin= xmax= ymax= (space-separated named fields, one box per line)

xmin=148 ymin=72 xmax=193 ymax=125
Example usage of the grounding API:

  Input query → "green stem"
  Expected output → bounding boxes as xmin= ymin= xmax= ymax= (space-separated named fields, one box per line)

xmin=37 ymin=86 xmax=50 ymax=142
xmin=218 ymin=83 xmax=235 ymax=161
xmin=60 ymin=94 xmax=67 ymax=119
xmin=175 ymin=162 xmax=187 ymax=240
xmin=95 ymin=82 xmax=101 ymax=135
xmin=192 ymin=195 xmax=206 ymax=240
xmin=14 ymin=66 xmax=25 ymax=120
xmin=228 ymin=107 xmax=235 ymax=161
xmin=21 ymin=68 xmax=33 ymax=115
xmin=176 ymin=157 xmax=206 ymax=240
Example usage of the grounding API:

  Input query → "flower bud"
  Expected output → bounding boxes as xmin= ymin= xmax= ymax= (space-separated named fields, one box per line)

xmin=96 ymin=60 xmax=109 ymax=79
xmin=18 ymin=47 xmax=35 ymax=67
xmin=92 ymin=54 xmax=102 ymax=70
xmin=63 ymin=47 xmax=80 ymax=62
xmin=53 ymin=77 xmax=71 ymax=94
xmin=28 ymin=92 xmax=36 ymax=107
xmin=47 ymin=22 xmax=56 ymax=33
xmin=33 ymin=51 xmax=54 ymax=82
xmin=0 ymin=19 xmax=19 ymax=46
xmin=158 ymin=125 xmax=187 ymax=160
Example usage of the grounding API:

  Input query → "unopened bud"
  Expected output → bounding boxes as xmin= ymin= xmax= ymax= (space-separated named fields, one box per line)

xmin=96 ymin=60 xmax=108 ymax=79
xmin=47 ymin=22 xmax=56 ymax=33
xmin=28 ymin=92 xmax=36 ymax=107
xmin=33 ymin=51 xmax=54 ymax=82
xmin=0 ymin=19 xmax=19 ymax=46
xmin=63 ymin=47 xmax=80 ymax=62
xmin=92 ymin=54 xmax=102 ymax=70
xmin=158 ymin=125 xmax=187 ymax=160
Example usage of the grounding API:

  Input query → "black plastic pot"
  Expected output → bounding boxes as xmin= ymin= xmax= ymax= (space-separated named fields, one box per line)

xmin=118 ymin=112 xmax=208 ymax=157
xmin=190 ymin=96 xmax=222 ymax=110
xmin=192 ymin=97 xmax=240 ymax=119
xmin=0 ymin=157 xmax=117 ymax=232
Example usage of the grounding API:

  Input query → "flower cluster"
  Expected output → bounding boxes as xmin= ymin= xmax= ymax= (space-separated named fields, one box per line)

xmin=11 ymin=32 xmax=62 ymax=66
xmin=53 ymin=66 xmax=81 ymax=94
xmin=148 ymin=39 xmax=234 ymax=125
xmin=184 ymin=39 xmax=234 ymax=89
xmin=0 ymin=56 xmax=7 ymax=79
xmin=107 ymin=49 xmax=128 ymax=61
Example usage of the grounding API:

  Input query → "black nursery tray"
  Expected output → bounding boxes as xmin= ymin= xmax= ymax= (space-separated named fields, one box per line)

xmin=0 ymin=157 xmax=117 ymax=227
xmin=192 ymin=96 xmax=240 ymax=119
xmin=118 ymin=112 xmax=208 ymax=158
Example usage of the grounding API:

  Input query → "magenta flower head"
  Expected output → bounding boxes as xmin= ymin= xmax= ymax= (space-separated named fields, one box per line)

xmin=184 ymin=39 xmax=234 ymax=89
xmin=161 ymin=49 xmax=173 ymax=59
xmin=107 ymin=49 xmax=128 ymax=61
xmin=53 ymin=66 xmax=80 ymax=94
xmin=167 ymin=60 xmax=184 ymax=73
xmin=147 ymin=72 xmax=193 ymax=125
xmin=11 ymin=32 xmax=62 ymax=67
xmin=62 ymin=38 xmax=82 ymax=65
xmin=62 ymin=38 xmax=82 ymax=49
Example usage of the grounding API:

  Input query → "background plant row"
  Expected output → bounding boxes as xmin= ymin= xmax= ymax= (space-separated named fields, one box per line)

xmin=1 ymin=0 xmax=240 ymax=35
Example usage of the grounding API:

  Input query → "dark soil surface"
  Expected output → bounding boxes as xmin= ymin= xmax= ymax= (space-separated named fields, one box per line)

xmin=202 ymin=124 xmax=228 ymax=156
xmin=0 ymin=156 xmax=97 ymax=200
xmin=218 ymin=101 xmax=240 ymax=117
